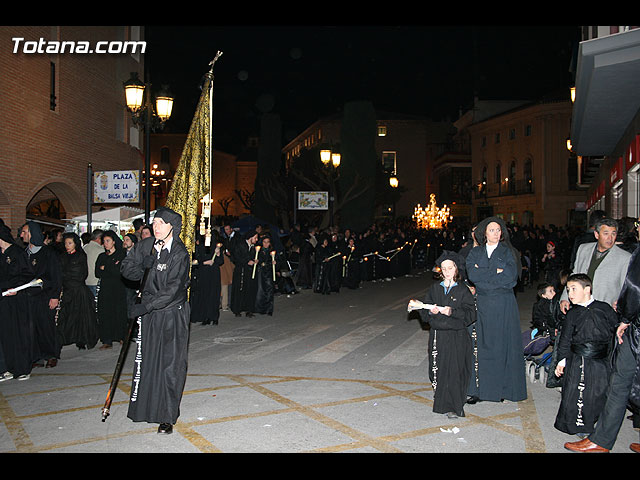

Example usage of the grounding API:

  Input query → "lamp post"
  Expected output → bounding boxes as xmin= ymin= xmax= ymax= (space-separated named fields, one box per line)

xmin=320 ymin=147 xmax=340 ymax=227
xmin=123 ymin=72 xmax=174 ymax=224
xmin=389 ymin=175 xmax=398 ymax=220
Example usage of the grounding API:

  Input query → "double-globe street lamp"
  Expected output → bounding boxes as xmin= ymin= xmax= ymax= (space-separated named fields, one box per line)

xmin=123 ymin=71 xmax=174 ymax=224
xmin=320 ymin=148 xmax=341 ymax=227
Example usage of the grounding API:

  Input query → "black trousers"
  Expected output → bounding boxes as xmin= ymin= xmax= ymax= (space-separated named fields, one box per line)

xmin=590 ymin=327 xmax=638 ymax=449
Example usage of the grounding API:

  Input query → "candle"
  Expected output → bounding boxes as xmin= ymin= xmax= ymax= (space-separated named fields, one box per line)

xmin=342 ymin=255 xmax=347 ymax=277
xmin=252 ymin=245 xmax=261 ymax=279
xmin=212 ymin=243 xmax=223 ymax=262
xmin=270 ymin=250 xmax=276 ymax=281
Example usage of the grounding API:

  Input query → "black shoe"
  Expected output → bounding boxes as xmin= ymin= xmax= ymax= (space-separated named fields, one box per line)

xmin=157 ymin=423 xmax=173 ymax=434
xmin=245 ymin=312 xmax=254 ymax=317
xmin=466 ymin=396 xmax=480 ymax=405
xmin=234 ymin=313 xmax=242 ymax=317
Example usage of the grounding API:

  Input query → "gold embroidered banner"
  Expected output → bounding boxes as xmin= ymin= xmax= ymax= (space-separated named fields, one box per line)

xmin=165 ymin=75 xmax=212 ymax=256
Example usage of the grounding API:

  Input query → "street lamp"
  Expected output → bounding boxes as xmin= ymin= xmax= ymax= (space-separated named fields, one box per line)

xmin=319 ymin=147 xmax=341 ymax=227
xmin=123 ymin=71 xmax=174 ymax=224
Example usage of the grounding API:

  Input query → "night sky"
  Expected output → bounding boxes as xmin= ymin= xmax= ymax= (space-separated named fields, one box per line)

xmin=146 ymin=25 xmax=581 ymax=154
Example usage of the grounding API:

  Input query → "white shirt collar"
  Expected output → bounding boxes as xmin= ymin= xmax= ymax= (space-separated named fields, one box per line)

xmin=155 ymin=236 xmax=173 ymax=254
xmin=576 ymin=296 xmax=594 ymax=307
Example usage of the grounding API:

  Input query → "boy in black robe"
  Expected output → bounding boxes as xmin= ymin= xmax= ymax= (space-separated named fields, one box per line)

xmin=411 ymin=251 xmax=476 ymax=418
xmin=554 ymin=273 xmax=618 ymax=437
xmin=121 ymin=207 xmax=191 ymax=435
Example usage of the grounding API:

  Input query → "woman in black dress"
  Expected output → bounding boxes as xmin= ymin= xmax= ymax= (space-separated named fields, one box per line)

xmin=56 ymin=233 xmax=99 ymax=351
xmin=95 ymin=230 xmax=128 ymax=349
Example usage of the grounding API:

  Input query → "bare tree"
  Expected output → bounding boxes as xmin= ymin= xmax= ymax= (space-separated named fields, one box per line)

xmin=217 ymin=196 xmax=234 ymax=216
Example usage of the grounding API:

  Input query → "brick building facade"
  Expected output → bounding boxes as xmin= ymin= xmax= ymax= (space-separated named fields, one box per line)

xmin=0 ymin=26 xmax=144 ymax=233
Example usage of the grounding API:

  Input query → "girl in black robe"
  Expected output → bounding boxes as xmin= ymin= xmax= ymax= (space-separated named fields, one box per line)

xmin=56 ymin=233 xmax=99 ymax=351
xmin=0 ymin=223 xmax=35 ymax=380
xmin=95 ymin=230 xmax=128 ymax=349
xmin=255 ymin=236 xmax=276 ymax=315
xmin=415 ymin=251 xmax=476 ymax=418
xmin=190 ymin=233 xmax=224 ymax=325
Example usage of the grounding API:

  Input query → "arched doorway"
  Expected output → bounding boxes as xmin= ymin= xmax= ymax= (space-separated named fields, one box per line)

xmin=25 ymin=181 xmax=84 ymax=230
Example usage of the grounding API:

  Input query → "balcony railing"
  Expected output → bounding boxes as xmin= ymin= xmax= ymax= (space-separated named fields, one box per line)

xmin=474 ymin=179 xmax=534 ymax=199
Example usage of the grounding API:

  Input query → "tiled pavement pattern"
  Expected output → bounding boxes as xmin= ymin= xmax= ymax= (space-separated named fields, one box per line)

xmin=0 ymin=271 xmax=637 ymax=453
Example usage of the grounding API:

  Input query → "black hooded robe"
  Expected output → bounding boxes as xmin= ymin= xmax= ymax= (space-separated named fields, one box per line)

xmin=553 ymin=300 xmax=618 ymax=434
xmin=26 ymin=243 xmax=62 ymax=362
xmin=466 ymin=217 xmax=527 ymax=402
xmin=0 ymin=243 xmax=35 ymax=378
xmin=420 ymin=281 xmax=476 ymax=416
xmin=120 ymin=208 xmax=191 ymax=425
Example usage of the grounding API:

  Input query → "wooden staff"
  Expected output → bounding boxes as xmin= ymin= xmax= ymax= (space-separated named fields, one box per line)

xmin=101 ymin=240 xmax=156 ymax=422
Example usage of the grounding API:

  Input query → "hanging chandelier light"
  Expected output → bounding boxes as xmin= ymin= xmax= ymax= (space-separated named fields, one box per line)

xmin=412 ymin=194 xmax=452 ymax=230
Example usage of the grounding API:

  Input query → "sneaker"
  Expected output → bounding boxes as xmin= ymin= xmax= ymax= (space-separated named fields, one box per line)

xmin=0 ymin=371 xmax=13 ymax=382
xmin=16 ymin=374 xmax=30 ymax=381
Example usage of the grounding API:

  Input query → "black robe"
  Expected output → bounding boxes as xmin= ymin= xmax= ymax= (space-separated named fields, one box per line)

xmin=0 ymin=244 xmax=35 ymax=377
xmin=120 ymin=236 xmax=191 ymax=425
xmin=342 ymin=245 xmax=361 ymax=290
xmin=190 ymin=242 xmax=224 ymax=324
xmin=466 ymin=242 xmax=528 ymax=402
xmin=229 ymin=240 xmax=259 ymax=315
xmin=255 ymin=246 xmax=275 ymax=315
xmin=56 ymin=249 xmax=99 ymax=350
xmin=295 ymin=240 xmax=314 ymax=289
xmin=313 ymin=244 xmax=333 ymax=294
xmin=554 ymin=300 xmax=618 ymax=434
xmin=26 ymin=245 xmax=62 ymax=361
xmin=419 ymin=281 xmax=476 ymax=416
xmin=95 ymin=248 xmax=129 ymax=345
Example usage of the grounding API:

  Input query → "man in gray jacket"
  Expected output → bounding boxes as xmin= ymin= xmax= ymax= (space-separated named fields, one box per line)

xmin=560 ymin=217 xmax=631 ymax=312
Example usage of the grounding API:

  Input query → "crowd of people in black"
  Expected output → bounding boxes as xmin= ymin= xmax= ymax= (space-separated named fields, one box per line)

xmin=1 ymin=209 xmax=639 ymax=451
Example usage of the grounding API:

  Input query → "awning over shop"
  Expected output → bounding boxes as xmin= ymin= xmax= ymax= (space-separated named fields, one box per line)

xmin=571 ymin=28 xmax=640 ymax=156
xmin=70 ymin=206 xmax=145 ymax=223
